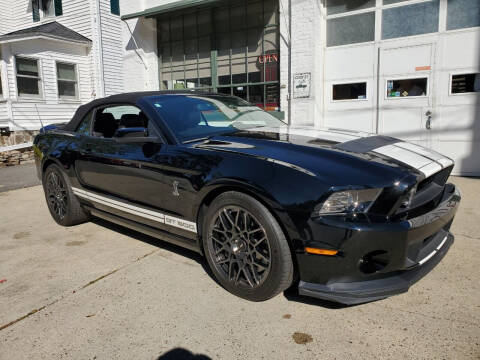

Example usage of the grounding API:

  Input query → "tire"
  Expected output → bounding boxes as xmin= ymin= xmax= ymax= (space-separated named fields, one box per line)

xmin=42 ymin=163 xmax=90 ymax=226
xmin=203 ymin=191 xmax=294 ymax=301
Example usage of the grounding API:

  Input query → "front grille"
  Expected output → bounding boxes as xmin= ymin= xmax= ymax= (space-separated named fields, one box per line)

xmin=395 ymin=165 xmax=453 ymax=219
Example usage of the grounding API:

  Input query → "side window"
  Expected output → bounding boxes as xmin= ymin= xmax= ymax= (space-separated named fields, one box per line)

xmin=92 ymin=105 xmax=154 ymax=138
xmin=76 ymin=110 xmax=93 ymax=135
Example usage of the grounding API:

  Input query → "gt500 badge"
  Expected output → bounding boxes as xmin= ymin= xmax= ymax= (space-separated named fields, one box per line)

xmin=165 ymin=215 xmax=197 ymax=233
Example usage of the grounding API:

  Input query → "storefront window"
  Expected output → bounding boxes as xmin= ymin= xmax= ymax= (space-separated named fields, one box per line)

xmin=157 ymin=0 xmax=280 ymax=111
xmin=382 ymin=0 xmax=439 ymax=40
xmin=447 ymin=0 xmax=480 ymax=30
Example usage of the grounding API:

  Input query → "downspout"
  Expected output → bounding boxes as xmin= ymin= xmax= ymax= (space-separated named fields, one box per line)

xmin=94 ymin=0 xmax=105 ymax=97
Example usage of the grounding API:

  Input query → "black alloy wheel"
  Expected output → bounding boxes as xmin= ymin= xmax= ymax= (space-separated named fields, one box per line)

xmin=46 ymin=170 xmax=68 ymax=220
xmin=203 ymin=191 xmax=293 ymax=301
xmin=210 ymin=206 xmax=271 ymax=288
xmin=43 ymin=164 xmax=90 ymax=226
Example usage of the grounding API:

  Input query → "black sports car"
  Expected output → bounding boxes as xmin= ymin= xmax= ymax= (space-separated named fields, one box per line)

xmin=34 ymin=92 xmax=460 ymax=305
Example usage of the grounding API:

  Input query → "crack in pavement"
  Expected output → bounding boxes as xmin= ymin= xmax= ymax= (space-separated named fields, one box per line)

xmin=0 ymin=249 xmax=159 ymax=332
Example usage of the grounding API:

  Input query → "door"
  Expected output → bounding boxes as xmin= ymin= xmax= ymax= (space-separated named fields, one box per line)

xmin=75 ymin=104 xmax=170 ymax=211
xmin=377 ymin=43 xmax=436 ymax=148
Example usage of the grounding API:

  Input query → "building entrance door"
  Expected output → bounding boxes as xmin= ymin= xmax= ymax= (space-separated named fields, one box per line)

xmin=377 ymin=43 xmax=436 ymax=149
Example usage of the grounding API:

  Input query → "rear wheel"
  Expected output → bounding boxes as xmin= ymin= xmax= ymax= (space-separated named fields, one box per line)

xmin=203 ymin=191 xmax=293 ymax=301
xmin=43 ymin=163 xmax=89 ymax=226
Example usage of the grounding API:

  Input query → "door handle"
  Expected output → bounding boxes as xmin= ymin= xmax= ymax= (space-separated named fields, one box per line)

xmin=425 ymin=111 xmax=432 ymax=130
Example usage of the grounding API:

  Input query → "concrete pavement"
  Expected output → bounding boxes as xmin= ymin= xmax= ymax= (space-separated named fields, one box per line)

xmin=0 ymin=163 xmax=40 ymax=193
xmin=0 ymin=177 xmax=479 ymax=359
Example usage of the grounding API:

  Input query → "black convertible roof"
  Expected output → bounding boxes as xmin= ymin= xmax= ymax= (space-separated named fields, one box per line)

xmin=63 ymin=91 xmax=217 ymax=132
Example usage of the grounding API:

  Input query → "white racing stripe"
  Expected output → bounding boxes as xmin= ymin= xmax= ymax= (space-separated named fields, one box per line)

xmin=72 ymin=187 xmax=197 ymax=233
xmin=373 ymin=142 xmax=454 ymax=178
xmin=245 ymin=126 xmax=361 ymax=143
xmin=374 ymin=144 xmax=432 ymax=169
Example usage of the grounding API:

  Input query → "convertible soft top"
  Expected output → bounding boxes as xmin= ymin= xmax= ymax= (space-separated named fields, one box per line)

xmin=63 ymin=90 xmax=216 ymax=132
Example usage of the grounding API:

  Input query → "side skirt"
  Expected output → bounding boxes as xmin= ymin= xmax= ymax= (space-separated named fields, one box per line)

xmin=86 ymin=206 xmax=201 ymax=254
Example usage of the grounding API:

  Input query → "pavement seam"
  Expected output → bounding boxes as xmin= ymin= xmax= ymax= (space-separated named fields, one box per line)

xmin=0 ymin=249 xmax=159 ymax=332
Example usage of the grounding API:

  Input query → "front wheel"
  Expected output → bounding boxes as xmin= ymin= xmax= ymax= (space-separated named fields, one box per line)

xmin=203 ymin=191 xmax=293 ymax=301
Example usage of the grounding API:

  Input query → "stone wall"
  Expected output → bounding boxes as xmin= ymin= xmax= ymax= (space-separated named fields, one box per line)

xmin=0 ymin=130 xmax=38 ymax=167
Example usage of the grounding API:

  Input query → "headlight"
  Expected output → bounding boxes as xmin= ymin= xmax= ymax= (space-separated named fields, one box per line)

xmin=316 ymin=188 xmax=382 ymax=215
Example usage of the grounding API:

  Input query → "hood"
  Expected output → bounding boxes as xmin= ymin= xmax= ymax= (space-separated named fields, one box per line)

xmin=194 ymin=126 xmax=453 ymax=186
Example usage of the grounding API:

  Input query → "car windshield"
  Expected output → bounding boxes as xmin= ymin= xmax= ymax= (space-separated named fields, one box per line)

xmin=144 ymin=94 xmax=285 ymax=143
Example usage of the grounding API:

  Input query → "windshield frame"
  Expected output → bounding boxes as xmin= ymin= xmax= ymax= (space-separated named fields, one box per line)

xmin=142 ymin=93 xmax=286 ymax=144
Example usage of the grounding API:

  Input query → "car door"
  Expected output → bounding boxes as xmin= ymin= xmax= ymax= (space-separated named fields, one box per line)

xmin=74 ymin=104 xmax=183 ymax=230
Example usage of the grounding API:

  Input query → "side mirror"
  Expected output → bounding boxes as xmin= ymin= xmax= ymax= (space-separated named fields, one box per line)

xmin=114 ymin=127 xmax=160 ymax=144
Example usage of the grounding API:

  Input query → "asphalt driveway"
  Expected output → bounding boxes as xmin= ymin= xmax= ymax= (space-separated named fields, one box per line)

xmin=0 ymin=177 xmax=479 ymax=359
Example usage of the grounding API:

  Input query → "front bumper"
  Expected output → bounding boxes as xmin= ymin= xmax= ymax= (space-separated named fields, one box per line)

xmin=297 ymin=183 xmax=460 ymax=305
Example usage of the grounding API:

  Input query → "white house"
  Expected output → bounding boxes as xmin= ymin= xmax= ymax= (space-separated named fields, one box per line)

xmin=119 ymin=0 xmax=480 ymax=175
xmin=0 ymin=0 xmax=124 ymax=148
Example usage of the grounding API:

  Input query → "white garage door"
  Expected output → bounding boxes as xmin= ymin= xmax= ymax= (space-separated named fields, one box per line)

xmin=323 ymin=0 xmax=480 ymax=175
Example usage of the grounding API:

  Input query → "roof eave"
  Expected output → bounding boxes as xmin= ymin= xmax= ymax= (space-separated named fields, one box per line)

xmin=121 ymin=0 xmax=223 ymax=20
xmin=0 ymin=34 xmax=91 ymax=47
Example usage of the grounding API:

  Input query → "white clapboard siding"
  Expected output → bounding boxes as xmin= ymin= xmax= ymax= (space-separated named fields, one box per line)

xmin=99 ymin=0 xmax=124 ymax=96
xmin=9 ymin=0 xmax=93 ymax=39
xmin=0 ymin=103 xmax=8 ymax=124
xmin=0 ymin=0 xmax=15 ymax=35
xmin=4 ymin=39 xmax=91 ymax=130
xmin=10 ymin=102 xmax=79 ymax=129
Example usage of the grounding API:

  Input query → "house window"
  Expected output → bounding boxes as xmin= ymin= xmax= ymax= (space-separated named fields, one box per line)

xmin=56 ymin=62 xmax=78 ymax=99
xmin=110 ymin=0 xmax=120 ymax=15
xmin=451 ymin=73 xmax=480 ymax=94
xmin=333 ymin=82 xmax=367 ymax=100
xmin=387 ymin=78 xmax=428 ymax=98
xmin=16 ymin=57 xmax=42 ymax=97
xmin=32 ymin=0 xmax=62 ymax=22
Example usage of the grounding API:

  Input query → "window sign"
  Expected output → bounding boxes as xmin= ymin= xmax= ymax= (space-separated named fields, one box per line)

xmin=293 ymin=73 xmax=311 ymax=99
xmin=387 ymin=78 xmax=428 ymax=98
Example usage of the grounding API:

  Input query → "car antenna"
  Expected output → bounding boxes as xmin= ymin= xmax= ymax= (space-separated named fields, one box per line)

xmin=35 ymin=104 xmax=45 ymax=133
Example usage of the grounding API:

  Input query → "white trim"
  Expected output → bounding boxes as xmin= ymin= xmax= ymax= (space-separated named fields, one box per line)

xmin=0 ymin=35 xmax=91 ymax=47
xmin=0 ymin=142 xmax=33 ymax=152
xmin=71 ymin=187 xmax=198 ymax=233
xmin=418 ymin=235 xmax=448 ymax=265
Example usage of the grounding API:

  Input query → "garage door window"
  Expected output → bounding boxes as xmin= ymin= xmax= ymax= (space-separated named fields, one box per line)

xmin=326 ymin=0 xmax=375 ymax=15
xmin=327 ymin=12 xmax=375 ymax=47
xmin=387 ymin=78 xmax=428 ymax=98
xmin=451 ymin=73 xmax=480 ymax=94
xmin=447 ymin=0 xmax=480 ymax=30
xmin=333 ymin=82 xmax=367 ymax=101
xmin=382 ymin=0 xmax=439 ymax=40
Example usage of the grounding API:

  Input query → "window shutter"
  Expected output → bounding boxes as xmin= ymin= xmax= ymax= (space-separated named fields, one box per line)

xmin=54 ymin=0 xmax=63 ymax=16
xmin=110 ymin=0 xmax=120 ymax=15
xmin=32 ymin=0 xmax=40 ymax=22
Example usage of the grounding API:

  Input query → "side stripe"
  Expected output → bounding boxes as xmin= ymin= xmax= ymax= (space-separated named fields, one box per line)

xmin=72 ymin=187 xmax=197 ymax=233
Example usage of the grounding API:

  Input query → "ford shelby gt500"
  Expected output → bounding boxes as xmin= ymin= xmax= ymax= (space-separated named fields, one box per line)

xmin=34 ymin=92 xmax=460 ymax=304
